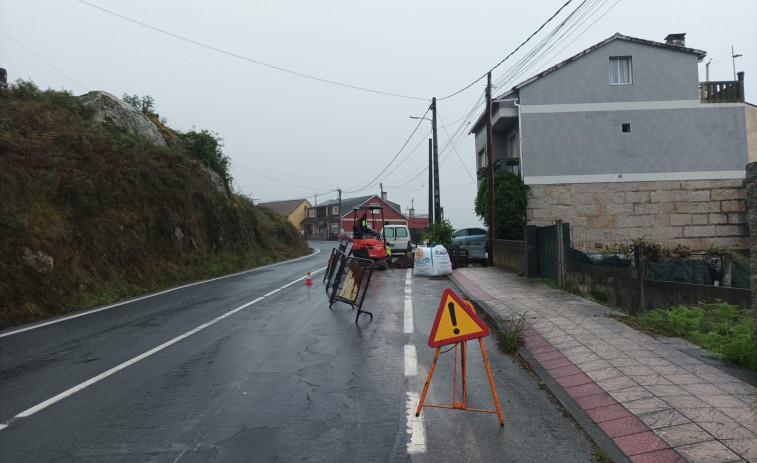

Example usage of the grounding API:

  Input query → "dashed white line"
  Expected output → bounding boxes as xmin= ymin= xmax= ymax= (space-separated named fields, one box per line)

xmin=406 ymin=392 xmax=426 ymax=454
xmin=404 ymin=345 xmax=418 ymax=376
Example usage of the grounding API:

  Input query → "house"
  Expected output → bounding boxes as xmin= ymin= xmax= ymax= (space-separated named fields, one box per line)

xmin=257 ymin=198 xmax=312 ymax=233
xmin=470 ymin=33 xmax=752 ymax=251
xmin=301 ymin=193 xmax=409 ymax=240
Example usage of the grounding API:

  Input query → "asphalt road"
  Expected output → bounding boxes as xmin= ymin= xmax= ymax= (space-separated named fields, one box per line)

xmin=0 ymin=241 xmax=597 ymax=462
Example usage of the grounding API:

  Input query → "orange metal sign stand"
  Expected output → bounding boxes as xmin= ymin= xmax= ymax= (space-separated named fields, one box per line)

xmin=416 ymin=289 xmax=504 ymax=426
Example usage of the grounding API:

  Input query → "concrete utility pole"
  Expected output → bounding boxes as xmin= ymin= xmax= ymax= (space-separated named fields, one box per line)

xmin=428 ymin=138 xmax=433 ymax=224
xmin=486 ymin=72 xmax=495 ymax=266
xmin=431 ymin=97 xmax=441 ymax=223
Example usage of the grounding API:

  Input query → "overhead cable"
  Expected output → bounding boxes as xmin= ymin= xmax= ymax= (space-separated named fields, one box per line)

xmin=438 ymin=0 xmax=575 ymax=101
xmin=76 ymin=0 xmax=427 ymax=101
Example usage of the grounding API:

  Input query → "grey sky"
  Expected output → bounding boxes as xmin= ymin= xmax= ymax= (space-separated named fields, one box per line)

xmin=2 ymin=0 xmax=755 ymax=228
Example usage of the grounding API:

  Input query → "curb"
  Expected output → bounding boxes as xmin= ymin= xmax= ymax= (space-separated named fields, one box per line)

xmin=450 ymin=274 xmax=632 ymax=463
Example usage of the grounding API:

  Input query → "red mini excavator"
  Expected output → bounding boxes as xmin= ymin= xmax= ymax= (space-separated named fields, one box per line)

xmin=349 ymin=205 xmax=389 ymax=269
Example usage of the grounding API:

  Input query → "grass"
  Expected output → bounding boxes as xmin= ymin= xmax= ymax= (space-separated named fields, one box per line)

xmin=621 ymin=302 xmax=756 ymax=370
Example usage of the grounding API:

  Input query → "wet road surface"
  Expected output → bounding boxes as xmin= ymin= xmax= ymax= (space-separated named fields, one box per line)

xmin=0 ymin=242 xmax=597 ymax=462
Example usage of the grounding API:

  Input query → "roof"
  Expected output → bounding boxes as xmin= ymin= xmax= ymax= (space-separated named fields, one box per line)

xmin=506 ymin=33 xmax=706 ymax=96
xmin=257 ymin=198 xmax=311 ymax=216
xmin=319 ymin=194 xmax=404 ymax=217
xmin=470 ymin=33 xmax=708 ymax=135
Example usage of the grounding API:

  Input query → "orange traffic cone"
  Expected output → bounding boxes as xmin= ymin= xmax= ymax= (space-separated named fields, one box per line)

xmin=306 ymin=271 xmax=313 ymax=286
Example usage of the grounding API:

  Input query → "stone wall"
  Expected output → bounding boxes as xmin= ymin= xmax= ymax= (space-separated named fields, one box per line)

xmin=528 ymin=179 xmax=748 ymax=250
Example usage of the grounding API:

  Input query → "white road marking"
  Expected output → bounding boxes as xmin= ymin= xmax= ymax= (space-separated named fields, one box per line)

xmin=404 ymin=345 xmax=417 ymax=376
xmin=0 ymin=248 xmax=322 ymax=338
xmin=1 ymin=266 xmax=327 ymax=431
xmin=404 ymin=269 xmax=413 ymax=334
xmin=406 ymin=392 xmax=426 ymax=454
xmin=403 ymin=268 xmax=426 ymax=454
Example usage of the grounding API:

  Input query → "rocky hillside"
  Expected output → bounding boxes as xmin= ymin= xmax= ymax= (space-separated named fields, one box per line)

xmin=0 ymin=82 xmax=309 ymax=328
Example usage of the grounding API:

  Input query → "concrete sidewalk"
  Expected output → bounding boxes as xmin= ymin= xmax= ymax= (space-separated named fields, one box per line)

xmin=450 ymin=267 xmax=757 ymax=463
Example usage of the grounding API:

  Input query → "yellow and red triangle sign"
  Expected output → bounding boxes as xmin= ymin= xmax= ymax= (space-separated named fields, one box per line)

xmin=428 ymin=288 xmax=490 ymax=347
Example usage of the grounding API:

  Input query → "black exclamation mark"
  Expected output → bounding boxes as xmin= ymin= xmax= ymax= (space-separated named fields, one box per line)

xmin=448 ymin=302 xmax=459 ymax=335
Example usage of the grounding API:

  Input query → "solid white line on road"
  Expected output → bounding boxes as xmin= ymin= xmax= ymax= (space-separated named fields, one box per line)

xmin=404 ymin=345 xmax=417 ymax=376
xmin=14 ymin=296 xmax=265 ymax=420
xmin=0 ymin=248 xmax=323 ymax=339
xmin=263 ymin=266 xmax=326 ymax=296
xmin=2 ymin=267 xmax=328 ymax=430
xmin=406 ymin=392 xmax=426 ymax=454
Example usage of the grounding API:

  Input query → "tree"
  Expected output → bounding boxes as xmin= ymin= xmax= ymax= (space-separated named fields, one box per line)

xmin=474 ymin=171 xmax=529 ymax=240
xmin=121 ymin=93 xmax=155 ymax=113
xmin=421 ymin=219 xmax=454 ymax=250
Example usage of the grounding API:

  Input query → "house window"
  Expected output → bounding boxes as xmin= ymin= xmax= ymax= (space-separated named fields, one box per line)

xmin=622 ymin=123 xmax=631 ymax=133
xmin=308 ymin=209 xmax=315 ymax=218
xmin=332 ymin=206 xmax=339 ymax=215
xmin=331 ymin=224 xmax=338 ymax=234
xmin=609 ymin=57 xmax=632 ymax=85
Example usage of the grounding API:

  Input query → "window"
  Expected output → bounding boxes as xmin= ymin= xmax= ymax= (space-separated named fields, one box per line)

xmin=609 ymin=57 xmax=632 ymax=85
xmin=385 ymin=228 xmax=394 ymax=238
xmin=308 ymin=209 xmax=315 ymax=218
xmin=332 ymin=206 xmax=339 ymax=215
xmin=396 ymin=227 xmax=408 ymax=237
xmin=622 ymin=123 xmax=631 ymax=133
xmin=331 ymin=224 xmax=338 ymax=233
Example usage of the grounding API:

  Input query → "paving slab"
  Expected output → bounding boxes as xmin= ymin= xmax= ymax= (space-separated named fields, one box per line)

xmin=451 ymin=267 xmax=757 ymax=463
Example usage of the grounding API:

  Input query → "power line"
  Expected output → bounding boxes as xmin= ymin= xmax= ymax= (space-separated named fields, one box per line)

xmin=343 ymin=105 xmax=431 ymax=194
xmin=76 ymin=0 xmax=427 ymax=102
xmin=0 ymin=28 xmax=89 ymax=92
xmin=232 ymin=161 xmax=334 ymax=193
xmin=438 ymin=0 xmax=575 ymax=101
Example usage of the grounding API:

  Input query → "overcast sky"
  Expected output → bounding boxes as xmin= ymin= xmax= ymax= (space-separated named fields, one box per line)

xmin=2 ymin=0 xmax=756 ymax=228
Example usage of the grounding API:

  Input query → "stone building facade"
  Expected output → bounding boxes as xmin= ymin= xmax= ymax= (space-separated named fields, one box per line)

xmin=528 ymin=179 xmax=748 ymax=250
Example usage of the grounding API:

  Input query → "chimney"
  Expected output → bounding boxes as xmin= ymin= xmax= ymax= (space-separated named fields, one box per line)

xmin=664 ymin=33 xmax=686 ymax=47
xmin=381 ymin=191 xmax=387 ymax=202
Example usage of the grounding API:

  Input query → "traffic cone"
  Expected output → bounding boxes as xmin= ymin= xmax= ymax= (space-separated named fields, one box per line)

xmin=306 ymin=271 xmax=313 ymax=286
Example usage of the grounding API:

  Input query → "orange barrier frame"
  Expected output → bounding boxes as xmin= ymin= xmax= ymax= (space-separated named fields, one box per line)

xmin=415 ymin=338 xmax=504 ymax=426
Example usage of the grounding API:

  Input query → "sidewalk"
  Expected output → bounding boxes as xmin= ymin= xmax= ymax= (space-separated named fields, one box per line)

xmin=450 ymin=267 xmax=757 ymax=463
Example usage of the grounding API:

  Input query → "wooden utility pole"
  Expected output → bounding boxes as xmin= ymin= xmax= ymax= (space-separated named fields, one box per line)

xmin=486 ymin=72 xmax=495 ymax=266
xmin=432 ymin=97 xmax=441 ymax=223
xmin=428 ymin=138 xmax=434 ymax=224
xmin=337 ymin=188 xmax=342 ymax=235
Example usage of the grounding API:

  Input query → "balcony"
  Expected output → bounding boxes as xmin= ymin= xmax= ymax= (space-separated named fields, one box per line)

xmin=699 ymin=74 xmax=745 ymax=103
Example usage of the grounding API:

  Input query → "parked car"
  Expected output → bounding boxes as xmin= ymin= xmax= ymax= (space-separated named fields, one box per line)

xmin=383 ymin=224 xmax=412 ymax=254
xmin=451 ymin=226 xmax=488 ymax=262
xmin=338 ymin=231 xmax=353 ymax=242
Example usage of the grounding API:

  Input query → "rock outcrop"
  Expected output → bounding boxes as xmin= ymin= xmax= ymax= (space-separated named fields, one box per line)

xmin=78 ymin=91 xmax=166 ymax=146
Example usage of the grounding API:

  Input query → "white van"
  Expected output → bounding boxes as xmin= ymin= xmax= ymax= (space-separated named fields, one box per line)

xmin=383 ymin=224 xmax=412 ymax=254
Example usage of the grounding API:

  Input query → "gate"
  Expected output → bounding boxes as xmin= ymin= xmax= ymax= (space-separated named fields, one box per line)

xmin=536 ymin=225 xmax=558 ymax=280
xmin=535 ymin=222 xmax=570 ymax=280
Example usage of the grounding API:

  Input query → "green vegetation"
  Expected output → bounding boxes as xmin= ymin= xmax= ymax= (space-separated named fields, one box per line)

xmin=121 ymin=93 xmax=155 ymax=113
xmin=0 ymin=81 xmax=309 ymax=329
xmin=421 ymin=218 xmax=454 ymax=250
xmin=474 ymin=170 xmax=529 ymax=240
xmin=630 ymin=302 xmax=756 ymax=370
xmin=494 ymin=315 xmax=525 ymax=354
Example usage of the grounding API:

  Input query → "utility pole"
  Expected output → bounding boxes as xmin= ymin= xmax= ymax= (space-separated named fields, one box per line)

xmin=428 ymin=138 xmax=433 ymax=224
xmin=431 ymin=97 xmax=441 ymax=223
xmin=486 ymin=72 xmax=495 ymax=266
xmin=732 ymin=45 xmax=743 ymax=81
xmin=337 ymin=188 xmax=342 ymax=235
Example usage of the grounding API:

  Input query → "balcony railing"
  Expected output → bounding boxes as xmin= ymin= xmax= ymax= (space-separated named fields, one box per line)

xmin=699 ymin=79 xmax=744 ymax=103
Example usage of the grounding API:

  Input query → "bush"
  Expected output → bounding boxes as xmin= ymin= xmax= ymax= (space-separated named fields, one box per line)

xmin=421 ymin=219 xmax=454 ymax=250
xmin=179 ymin=129 xmax=232 ymax=190
xmin=474 ymin=170 xmax=528 ymax=240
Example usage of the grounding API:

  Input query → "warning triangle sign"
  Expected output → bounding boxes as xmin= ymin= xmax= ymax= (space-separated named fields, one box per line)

xmin=428 ymin=288 xmax=490 ymax=347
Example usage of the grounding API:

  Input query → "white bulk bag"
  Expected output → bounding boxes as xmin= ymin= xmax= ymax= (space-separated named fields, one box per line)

xmin=413 ymin=245 xmax=452 ymax=277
